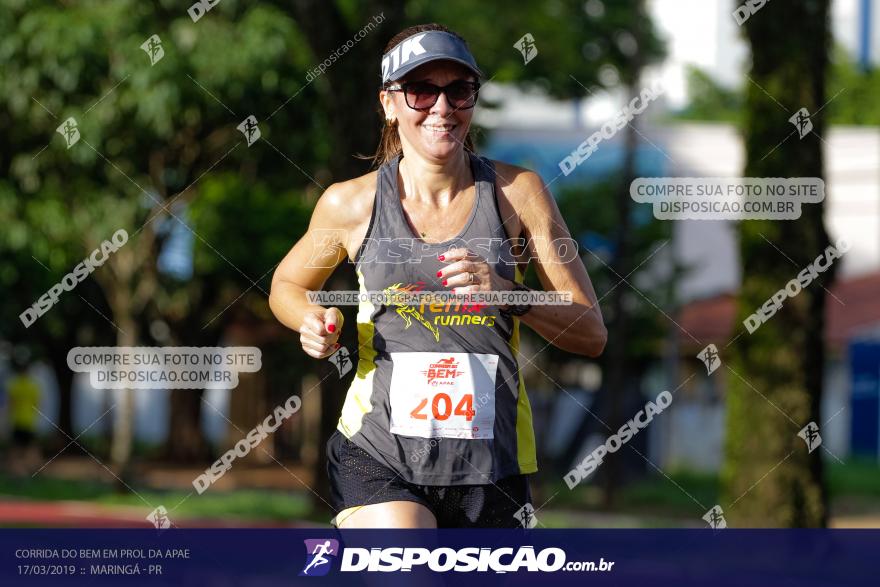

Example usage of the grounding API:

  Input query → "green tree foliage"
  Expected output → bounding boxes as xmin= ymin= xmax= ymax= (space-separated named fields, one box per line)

xmin=827 ymin=46 xmax=880 ymax=124
xmin=410 ymin=0 xmax=665 ymax=94
xmin=673 ymin=47 xmax=879 ymax=126
xmin=0 ymin=0 xmax=346 ymax=468
xmin=673 ymin=65 xmax=743 ymax=123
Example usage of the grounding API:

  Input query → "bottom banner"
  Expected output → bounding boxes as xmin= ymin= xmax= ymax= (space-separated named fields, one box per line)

xmin=1 ymin=529 xmax=874 ymax=586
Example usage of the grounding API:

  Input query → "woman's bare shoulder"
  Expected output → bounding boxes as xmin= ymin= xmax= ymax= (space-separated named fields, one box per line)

xmin=490 ymin=159 xmax=548 ymax=203
xmin=483 ymin=159 xmax=551 ymax=240
xmin=313 ymin=168 xmax=380 ymax=231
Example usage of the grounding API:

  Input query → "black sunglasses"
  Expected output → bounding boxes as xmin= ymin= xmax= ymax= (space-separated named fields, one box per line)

xmin=385 ymin=80 xmax=480 ymax=111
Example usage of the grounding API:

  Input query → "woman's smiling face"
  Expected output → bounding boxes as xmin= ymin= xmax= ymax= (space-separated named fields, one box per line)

xmin=381 ymin=60 xmax=477 ymax=162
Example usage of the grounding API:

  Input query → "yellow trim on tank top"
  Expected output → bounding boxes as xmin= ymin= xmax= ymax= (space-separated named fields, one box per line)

xmin=510 ymin=264 xmax=538 ymax=474
xmin=337 ymin=269 xmax=378 ymax=438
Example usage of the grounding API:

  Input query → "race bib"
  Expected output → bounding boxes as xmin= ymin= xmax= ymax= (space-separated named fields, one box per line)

xmin=388 ymin=352 xmax=498 ymax=440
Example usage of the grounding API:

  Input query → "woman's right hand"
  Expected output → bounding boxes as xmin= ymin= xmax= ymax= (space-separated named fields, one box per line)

xmin=299 ymin=307 xmax=343 ymax=359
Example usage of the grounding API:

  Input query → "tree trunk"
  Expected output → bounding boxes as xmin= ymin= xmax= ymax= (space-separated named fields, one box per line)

xmin=722 ymin=0 xmax=831 ymax=527
xmin=165 ymin=389 xmax=210 ymax=462
xmin=110 ymin=315 xmax=138 ymax=477
xmin=45 ymin=340 xmax=75 ymax=451
xmin=600 ymin=86 xmax=639 ymax=509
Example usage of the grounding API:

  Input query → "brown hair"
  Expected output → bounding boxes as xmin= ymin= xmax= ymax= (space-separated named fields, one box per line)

xmin=361 ymin=23 xmax=478 ymax=169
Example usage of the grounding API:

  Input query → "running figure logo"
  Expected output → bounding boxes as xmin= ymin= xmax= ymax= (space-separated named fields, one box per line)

xmin=385 ymin=282 xmax=440 ymax=342
xmin=697 ymin=344 xmax=721 ymax=375
xmin=140 ymin=34 xmax=165 ymax=66
xmin=329 ymin=346 xmax=352 ymax=378
xmin=788 ymin=107 xmax=813 ymax=139
xmin=514 ymin=503 xmax=538 ymax=528
xmin=702 ymin=505 xmax=727 ymax=530
xmin=299 ymin=538 xmax=339 ymax=576
xmin=798 ymin=421 xmax=822 ymax=453
xmin=237 ymin=115 xmax=261 ymax=147
xmin=55 ymin=117 xmax=80 ymax=149
xmin=514 ymin=33 xmax=538 ymax=65
xmin=146 ymin=505 xmax=172 ymax=530
xmin=306 ymin=229 xmax=346 ymax=268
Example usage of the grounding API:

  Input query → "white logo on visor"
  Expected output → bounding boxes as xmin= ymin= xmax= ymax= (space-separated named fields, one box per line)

xmin=382 ymin=33 xmax=427 ymax=81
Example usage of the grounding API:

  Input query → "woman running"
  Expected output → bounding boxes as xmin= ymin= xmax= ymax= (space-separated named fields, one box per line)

xmin=269 ymin=23 xmax=607 ymax=529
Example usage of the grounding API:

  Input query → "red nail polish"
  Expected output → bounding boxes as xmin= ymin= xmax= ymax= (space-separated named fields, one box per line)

xmin=436 ymin=270 xmax=442 ymax=277
xmin=438 ymin=255 xmax=445 ymax=261
xmin=327 ymin=324 xmax=336 ymax=333
xmin=442 ymin=280 xmax=447 ymax=286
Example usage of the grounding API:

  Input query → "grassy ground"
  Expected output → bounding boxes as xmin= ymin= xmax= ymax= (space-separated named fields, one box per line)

xmin=0 ymin=458 xmax=876 ymax=526
xmin=537 ymin=457 xmax=880 ymax=522
xmin=0 ymin=474 xmax=315 ymax=523
xmin=827 ymin=457 xmax=880 ymax=497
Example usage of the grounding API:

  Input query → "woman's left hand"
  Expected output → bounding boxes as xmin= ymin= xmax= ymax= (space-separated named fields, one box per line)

xmin=437 ymin=247 xmax=513 ymax=295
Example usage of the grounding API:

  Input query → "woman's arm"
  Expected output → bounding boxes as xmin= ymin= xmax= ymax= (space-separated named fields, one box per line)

xmin=269 ymin=182 xmax=358 ymax=358
xmin=506 ymin=169 xmax=608 ymax=358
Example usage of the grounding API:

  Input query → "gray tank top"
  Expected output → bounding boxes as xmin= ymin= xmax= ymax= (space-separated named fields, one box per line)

xmin=336 ymin=150 xmax=537 ymax=485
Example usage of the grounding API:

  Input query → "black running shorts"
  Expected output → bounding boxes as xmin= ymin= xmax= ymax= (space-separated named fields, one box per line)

xmin=326 ymin=429 xmax=533 ymax=528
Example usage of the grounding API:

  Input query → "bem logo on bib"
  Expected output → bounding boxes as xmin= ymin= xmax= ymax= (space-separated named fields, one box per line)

xmin=381 ymin=34 xmax=427 ymax=81
xmin=423 ymin=356 xmax=464 ymax=386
